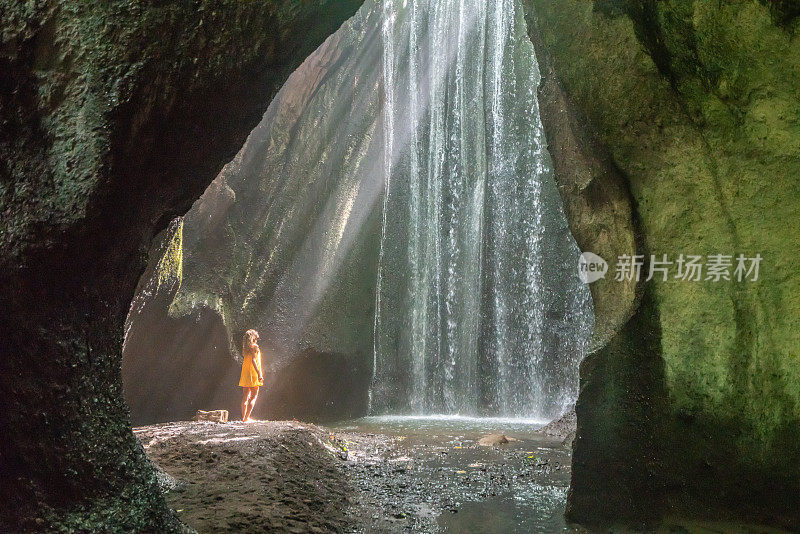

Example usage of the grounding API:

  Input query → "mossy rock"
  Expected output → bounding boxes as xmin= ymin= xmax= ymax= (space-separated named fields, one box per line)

xmin=526 ymin=0 xmax=800 ymax=528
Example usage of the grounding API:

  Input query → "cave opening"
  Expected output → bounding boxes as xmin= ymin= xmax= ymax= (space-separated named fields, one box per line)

xmin=121 ymin=0 xmax=594 ymax=529
xmin=122 ymin=0 xmax=593 ymax=428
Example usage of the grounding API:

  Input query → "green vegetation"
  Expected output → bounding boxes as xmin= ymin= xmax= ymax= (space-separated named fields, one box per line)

xmin=155 ymin=219 xmax=183 ymax=293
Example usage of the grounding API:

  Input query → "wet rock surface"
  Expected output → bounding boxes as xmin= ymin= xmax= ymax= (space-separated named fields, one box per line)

xmin=338 ymin=427 xmax=576 ymax=532
xmin=537 ymin=410 xmax=576 ymax=445
xmin=477 ymin=434 xmax=519 ymax=446
xmin=137 ymin=419 xmax=784 ymax=533
xmin=524 ymin=0 xmax=800 ymax=528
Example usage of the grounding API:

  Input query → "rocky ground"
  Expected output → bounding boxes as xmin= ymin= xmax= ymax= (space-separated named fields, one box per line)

xmin=136 ymin=421 xmax=354 ymax=532
xmin=135 ymin=419 xmax=577 ymax=533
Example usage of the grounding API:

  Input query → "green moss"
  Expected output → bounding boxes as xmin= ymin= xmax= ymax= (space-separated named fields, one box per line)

xmin=155 ymin=219 xmax=183 ymax=293
xmin=1 ymin=0 xmax=365 ymax=270
xmin=529 ymin=0 xmax=800 ymax=526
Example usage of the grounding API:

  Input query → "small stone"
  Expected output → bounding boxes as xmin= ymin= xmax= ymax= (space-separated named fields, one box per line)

xmin=477 ymin=433 xmax=517 ymax=446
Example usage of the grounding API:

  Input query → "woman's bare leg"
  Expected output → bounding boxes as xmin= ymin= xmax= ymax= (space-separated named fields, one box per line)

xmin=246 ymin=386 xmax=260 ymax=421
xmin=241 ymin=388 xmax=252 ymax=421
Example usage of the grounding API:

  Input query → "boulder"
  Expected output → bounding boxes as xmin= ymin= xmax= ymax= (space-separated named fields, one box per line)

xmin=538 ymin=409 xmax=577 ymax=440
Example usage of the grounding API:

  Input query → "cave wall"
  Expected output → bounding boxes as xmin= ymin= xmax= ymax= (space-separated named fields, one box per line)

xmin=525 ymin=0 xmax=800 ymax=528
xmin=125 ymin=0 xmax=595 ymax=425
xmin=0 ymin=1 xmax=363 ymax=530
xmin=523 ymin=7 xmax=664 ymax=524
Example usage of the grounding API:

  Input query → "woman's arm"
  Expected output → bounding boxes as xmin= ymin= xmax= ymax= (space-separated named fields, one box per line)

xmin=255 ymin=346 xmax=264 ymax=382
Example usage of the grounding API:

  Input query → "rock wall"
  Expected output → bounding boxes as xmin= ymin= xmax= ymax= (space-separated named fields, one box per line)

xmin=0 ymin=1 xmax=362 ymax=530
xmin=524 ymin=0 xmax=800 ymax=528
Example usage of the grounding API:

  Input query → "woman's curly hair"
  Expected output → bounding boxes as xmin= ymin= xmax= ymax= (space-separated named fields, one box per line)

xmin=243 ymin=329 xmax=259 ymax=353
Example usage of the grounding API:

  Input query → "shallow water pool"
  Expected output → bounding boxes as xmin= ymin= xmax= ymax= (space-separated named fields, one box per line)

xmin=331 ymin=415 xmax=578 ymax=533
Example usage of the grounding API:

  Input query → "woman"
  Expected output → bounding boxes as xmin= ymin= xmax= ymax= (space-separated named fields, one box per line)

xmin=238 ymin=329 xmax=264 ymax=422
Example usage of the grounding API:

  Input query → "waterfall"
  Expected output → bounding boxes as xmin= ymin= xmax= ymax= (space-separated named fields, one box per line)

xmin=371 ymin=0 xmax=593 ymax=419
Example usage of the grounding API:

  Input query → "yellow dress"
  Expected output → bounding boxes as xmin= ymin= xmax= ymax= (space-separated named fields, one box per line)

xmin=238 ymin=347 xmax=263 ymax=387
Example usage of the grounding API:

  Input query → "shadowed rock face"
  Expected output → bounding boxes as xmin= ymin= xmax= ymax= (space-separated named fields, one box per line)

xmin=525 ymin=0 xmax=800 ymax=529
xmin=123 ymin=262 xmax=371 ymax=426
xmin=0 ymin=1 xmax=362 ymax=530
